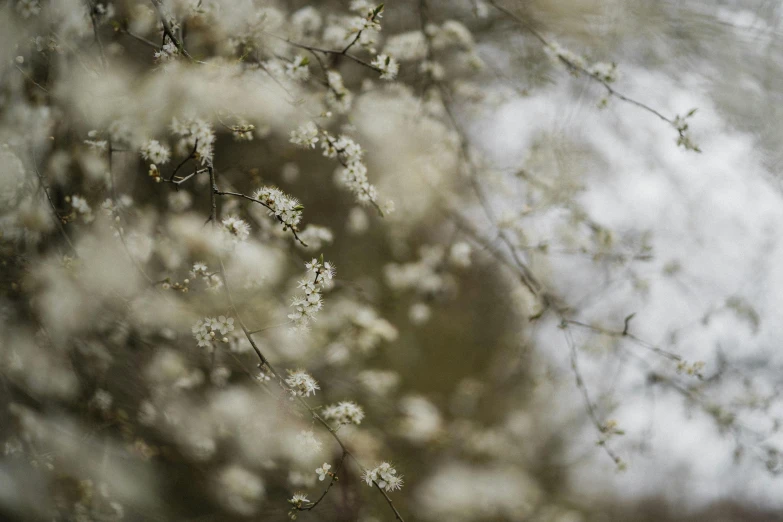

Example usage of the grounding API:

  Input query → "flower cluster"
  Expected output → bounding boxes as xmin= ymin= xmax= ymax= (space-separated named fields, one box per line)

xmin=171 ymin=117 xmax=216 ymax=165
xmin=140 ymin=139 xmax=171 ymax=165
xmin=322 ymin=134 xmax=378 ymax=207
xmin=288 ymin=258 xmax=336 ymax=328
xmin=285 ymin=55 xmax=310 ymax=82
xmin=252 ymin=186 xmax=303 ymax=231
xmin=154 ymin=41 xmax=179 ymax=63
xmin=190 ymin=262 xmax=222 ymax=290
xmin=322 ymin=401 xmax=365 ymax=425
xmin=362 ymin=462 xmax=403 ymax=492
xmin=350 ymin=4 xmax=383 ymax=33
xmin=297 ymin=225 xmax=333 ymax=251
xmin=296 ymin=429 xmax=323 ymax=454
xmin=69 ymin=195 xmax=94 ymax=223
xmin=192 ymin=316 xmax=236 ymax=348
xmin=16 ymin=0 xmax=41 ymax=18
xmin=547 ymin=41 xmax=618 ymax=84
xmin=231 ymin=121 xmax=255 ymax=142
xmin=285 ymin=369 xmax=320 ymax=397
xmin=222 ymin=216 xmax=251 ymax=242
xmin=315 ymin=462 xmax=332 ymax=481
xmin=325 ymin=71 xmax=353 ymax=114
xmin=289 ymin=121 xmax=320 ymax=149
xmin=371 ymin=54 xmax=399 ymax=81
xmin=673 ymin=109 xmax=701 ymax=152
xmin=288 ymin=492 xmax=309 ymax=508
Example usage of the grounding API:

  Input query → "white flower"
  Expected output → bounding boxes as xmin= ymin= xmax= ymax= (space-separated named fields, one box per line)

xmin=16 ymin=0 xmax=41 ymax=19
xmin=222 ymin=216 xmax=251 ymax=242
xmin=290 ymin=121 xmax=320 ymax=148
xmin=216 ymin=315 xmax=235 ymax=335
xmin=315 ymin=462 xmax=331 ymax=481
xmin=291 ymin=7 xmax=322 ymax=34
xmin=70 ymin=195 xmax=91 ymax=215
xmin=191 ymin=262 xmax=208 ymax=278
xmin=154 ymin=40 xmax=179 ymax=62
xmin=298 ymin=225 xmax=333 ymax=251
xmin=296 ymin=429 xmax=323 ymax=454
xmin=363 ymin=462 xmax=403 ymax=492
xmin=371 ymin=54 xmax=399 ymax=80
xmin=322 ymin=401 xmax=365 ymax=425
xmin=288 ymin=492 xmax=309 ymax=506
xmin=195 ymin=329 xmax=211 ymax=348
xmin=449 ymin=242 xmax=472 ymax=268
xmin=252 ymin=186 xmax=303 ymax=230
xmin=325 ymin=70 xmax=354 ymax=114
xmin=140 ymin=139 xmax=171 ymax=164
xmin=285 ymin=369 xmax=320 ymax=397
xmin=171 ymin=117 xmax=215 ymax=165
xmin=350 ymin=5 xmax=383 ymax=33
xmin=289 ymin=259 xmax=335 ymax=328
xmin=285 ymin=55 xmax=310 ymax=82
xmin=91 ymin=389 xmax=113 ymax=412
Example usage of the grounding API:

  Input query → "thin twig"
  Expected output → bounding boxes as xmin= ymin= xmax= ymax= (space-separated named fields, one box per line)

xmin=562 ymin=326 xmax=625 ymax=468
xmin=31 ymin=150 xmax=77 ymax=255
xmin=214 ymin=189 xmax=308 ymax=247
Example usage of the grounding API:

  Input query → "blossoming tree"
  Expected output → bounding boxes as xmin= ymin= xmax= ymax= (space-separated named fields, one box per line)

xmin=1 ymin=0 xmax=781 ymax=520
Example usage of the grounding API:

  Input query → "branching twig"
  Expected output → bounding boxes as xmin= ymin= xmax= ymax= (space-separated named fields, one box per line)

xmin=31 ymin=150 xmax=77 ymax=255
xmin=486 ymin=0 xmax=695 ymax=147
xmin=562 ymin=326 xmax=625 ymax=468
xmin=214 ymin=189 xmax=308 ymax=247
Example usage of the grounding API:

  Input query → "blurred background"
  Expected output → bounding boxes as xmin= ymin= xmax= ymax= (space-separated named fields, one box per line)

xmin=3 ymin=0 xmax=783 ymax=520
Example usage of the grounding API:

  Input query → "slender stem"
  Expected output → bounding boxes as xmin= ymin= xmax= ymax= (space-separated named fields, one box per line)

xmin=168 ymin=140 xmax=198 ymax=181
xmin=562 ymin=326 xmax=624 ymax=467
xmin=31 ymin=150 xmax=77 ymax=255
xmin=486 ymin=0 xmax=683 ymax=134
xmin=86 ymin=0 xmax=107 ymax=66
xmin=297 ymin=452 xmax=347 ymax=511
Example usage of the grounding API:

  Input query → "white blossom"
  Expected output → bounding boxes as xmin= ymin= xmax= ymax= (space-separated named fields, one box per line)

xmin=289 ymin=121 xmax=320 ymax=149
xmin=371 ymin=54 xmax=400 ymax=80
xmin=140 ymin=139 xmax=171 ymax=164
xmin=315 ymin=462 xmax=331 ymax=481
xmin=296 ymin=429 xmax=323 ymax=454
xmin=288 ymin=492 xmax=309 ymax=507
xmin=252 ymin=186 xmax=303 ymax=230
xmin=285 ymin=369 xmax=320 ymax=397
xmin=171 ymin=117 xmax=216 ymax=165
xmin=154 ymin=41 xmax=179 ymax=62
xmin=449 ymin=242 xmax=472 ymax=267
xmin=322 ymin=401 xmax=365 ymax=425
xmin=285 ymin=55 xmax=311 ymax=82
xmin=362 ymin=462 xmax=403 ymax=492
xmin=16 ymin=0 xmax=41 ymax=18
xmin=222 ymin=216 xmax=251 ymax=242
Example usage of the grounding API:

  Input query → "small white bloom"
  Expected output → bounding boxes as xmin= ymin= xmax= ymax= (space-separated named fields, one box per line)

xmin=285 ymin=55 xmax=310 ymax=82
xmin=285 ymin=369 xmax=320 ymax=397
xmin=288 ymin=492 xmax=309 ymax=506
xmin=296 ymin=429 xmax=323 ymax=454
xmin=315 ymin=462 xmax=331 ymax=481
xmin=362 ymin=462 xmax=403 ymax=492
xmin=140 ymin=139 xmax=171 ymax=164
xmin=290 ymin=121 xmax=320 ymax=148
xmin=322 ymin=401 xmax=365 ymax=425
xmin=222 ymin=216 xmax=251 ymax=242
xmin=371 ymin=54 xmax=399 ymax=80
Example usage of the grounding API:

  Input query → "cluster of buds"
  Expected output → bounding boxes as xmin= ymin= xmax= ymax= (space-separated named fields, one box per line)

xmin=148 ymin=164 xmax=162 ymax=183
